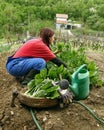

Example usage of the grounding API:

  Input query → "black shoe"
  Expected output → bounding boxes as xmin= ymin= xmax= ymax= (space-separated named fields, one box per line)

xmin=15 ymin=76 xmax=25 ymax=83
xmin=21 ymin=70 xmax=40 ymax=85
xmin=21 ymin=78 xmax=33 ymax=85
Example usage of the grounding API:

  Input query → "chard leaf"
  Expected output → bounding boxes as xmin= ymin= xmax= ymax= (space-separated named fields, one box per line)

xmin=35 ymin=76 xmax=43 ymax=86
xmin=40 ymin=79 xmax=52 ymax=90
xmin=45 ymin=85 xmax=59 ymax=93
xmin=57 ymin=65 xmax=64 ymax=74
xmin=28 ymin=79 xmax=35 ymax=89
xmin=49 ymin=91 xmax=59 ymax=99
xmin=33 ymin=90 xmax=46 ymax=97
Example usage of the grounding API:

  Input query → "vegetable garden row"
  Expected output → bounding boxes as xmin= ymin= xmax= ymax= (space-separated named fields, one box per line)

xmin=24 ymin=42 xmax=103 ymax=99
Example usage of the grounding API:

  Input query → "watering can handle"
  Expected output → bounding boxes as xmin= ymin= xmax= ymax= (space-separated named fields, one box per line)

xmin=73 ymin=64 xmax=87 ymax=80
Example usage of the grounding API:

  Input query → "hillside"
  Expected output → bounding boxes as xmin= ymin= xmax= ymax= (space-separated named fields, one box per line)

xmin=0 ymin=0 xmax=104 ymax=39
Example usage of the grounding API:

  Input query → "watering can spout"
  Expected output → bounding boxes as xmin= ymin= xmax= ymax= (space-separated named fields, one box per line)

xmin=69 ymin=83 xmax=79 ymax=97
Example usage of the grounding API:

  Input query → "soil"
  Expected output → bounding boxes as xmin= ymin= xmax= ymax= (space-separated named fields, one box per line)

xmin=0 ymin=50 xmax=104 ymax=130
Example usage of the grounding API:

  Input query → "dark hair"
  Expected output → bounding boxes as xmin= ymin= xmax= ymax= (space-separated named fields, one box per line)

xmin=39 ymin=27 xmax=54 ymax=47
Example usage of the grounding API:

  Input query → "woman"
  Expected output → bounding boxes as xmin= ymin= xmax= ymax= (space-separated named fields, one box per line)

xmin=6 ymin=27 xmax=67 ymax=85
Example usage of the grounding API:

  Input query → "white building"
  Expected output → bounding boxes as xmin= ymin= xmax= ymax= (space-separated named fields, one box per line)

xmin=56 ymin=14 xmax=68 ymax=29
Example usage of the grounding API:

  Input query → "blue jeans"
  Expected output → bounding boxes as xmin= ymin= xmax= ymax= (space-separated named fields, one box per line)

xmin=6 ymin=56 xmax=46 ymax=76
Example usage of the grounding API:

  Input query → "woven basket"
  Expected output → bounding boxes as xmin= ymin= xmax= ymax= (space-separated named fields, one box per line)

xmin=19 ymin=92 xmax=58 ymax=108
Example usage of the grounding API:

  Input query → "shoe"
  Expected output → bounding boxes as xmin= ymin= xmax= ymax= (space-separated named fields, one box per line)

xmin=21 ymin=70 xmax=40 ymax=85
xmin=15 ymin=76 xmax=25 ymax=83
xmin=21 ymin=77 xmax=32 ymax=85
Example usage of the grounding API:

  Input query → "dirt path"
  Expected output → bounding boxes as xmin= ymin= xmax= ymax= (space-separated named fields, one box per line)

xmin=0 ymin=51 xmax=104 ymax=130
xmin=86 ymin=51 xmax=104 ymax=81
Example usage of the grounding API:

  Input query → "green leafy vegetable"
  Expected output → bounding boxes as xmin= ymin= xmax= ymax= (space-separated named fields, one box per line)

xmin=25 ymin=78 xmax=59 ymax=99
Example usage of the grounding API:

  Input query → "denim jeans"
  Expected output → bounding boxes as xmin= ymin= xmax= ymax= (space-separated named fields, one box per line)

xmin=6 ymin=56 xmax=46 ymax=76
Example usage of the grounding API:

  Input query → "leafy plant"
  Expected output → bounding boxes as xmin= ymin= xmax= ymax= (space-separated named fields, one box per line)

xmin=87 ymin=61 xmax=103 ymax=87
xmin=54 ymin=42 xmax=103 ymax=87
xmin=25 ymin=78 xmax=59 ymax=99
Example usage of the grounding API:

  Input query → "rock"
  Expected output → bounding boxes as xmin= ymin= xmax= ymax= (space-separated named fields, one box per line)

xmin=0 ymin=126 xmax=2 ymax=130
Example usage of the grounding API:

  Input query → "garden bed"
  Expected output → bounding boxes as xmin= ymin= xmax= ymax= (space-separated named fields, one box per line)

xmin=0 ymin=50 xmax=104 ymax=130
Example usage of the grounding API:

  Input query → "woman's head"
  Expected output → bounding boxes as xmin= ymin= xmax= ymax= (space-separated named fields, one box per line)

xmin=39 ymin=27 xmax=55 ymax=47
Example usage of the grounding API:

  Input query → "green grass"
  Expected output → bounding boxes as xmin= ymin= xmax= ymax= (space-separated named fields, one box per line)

xmin=0 ymin=44 xmax=12 ymax=53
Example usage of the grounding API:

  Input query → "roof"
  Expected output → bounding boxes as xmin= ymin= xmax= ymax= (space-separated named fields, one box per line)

xmin=56 ymin=14 xmax=68 ymax=19
xmin=56 ymin=14 xmax=68 ymax=24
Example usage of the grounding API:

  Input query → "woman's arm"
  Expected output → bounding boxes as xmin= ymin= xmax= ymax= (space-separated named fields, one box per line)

xmin=50 ymin=57 xmax=67 ymax=68
xmin=54 ymin=50 xmax=62 ymax=55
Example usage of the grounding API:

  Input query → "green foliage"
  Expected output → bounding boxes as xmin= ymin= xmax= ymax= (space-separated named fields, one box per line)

xmin=86 ymin=14 xmax=100 ymax=30
xmin=0 ymin=0 xmax=104 ymax=38
xmin=0 ymin=44 xmax=12 ymax=53
xmin=87 ymin=61 xmax=103 ymax=87
xmin=50 ymin=42 xmax=103 ymax=88
xmin=26 ymin=78 xmax=59 ymax=99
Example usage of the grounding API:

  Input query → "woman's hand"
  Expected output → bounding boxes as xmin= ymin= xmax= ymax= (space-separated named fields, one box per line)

xmin=54 ymin=50 xmax=62 ymax=55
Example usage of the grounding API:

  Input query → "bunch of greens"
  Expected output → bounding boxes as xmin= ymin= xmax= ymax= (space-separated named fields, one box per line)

xmin=25 ymin=70 xmax=59 ymax=99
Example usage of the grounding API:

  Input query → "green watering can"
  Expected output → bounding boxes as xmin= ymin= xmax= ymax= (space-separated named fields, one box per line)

xmin=69 ymin=64 xmax=90 ymax=100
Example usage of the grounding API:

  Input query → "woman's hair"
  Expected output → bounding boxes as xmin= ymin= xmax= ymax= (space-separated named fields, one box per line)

xmin=39 ymin=27 xmax=54 ymax=47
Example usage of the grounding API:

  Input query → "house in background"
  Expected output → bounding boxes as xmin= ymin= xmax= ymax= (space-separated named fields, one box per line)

xmin=55 ymin=14 xmax=81 ymax=30
xmin=56 ymin=14 xmax=68 ymax=29
xmin=55 ymin=14 xmax=73 ymax=39
xmin=67 ymin=20 xmax=82 ymax=30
